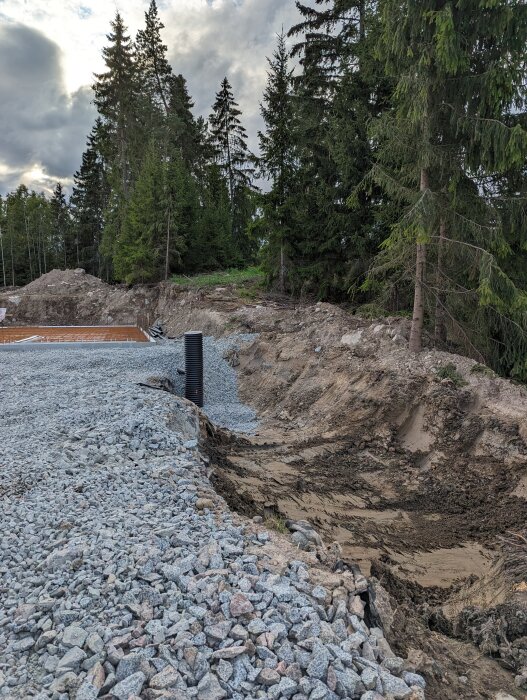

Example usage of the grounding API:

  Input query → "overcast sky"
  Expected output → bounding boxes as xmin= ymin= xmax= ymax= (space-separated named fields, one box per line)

xmin=0 ymin=0 xmax=301 ymax=195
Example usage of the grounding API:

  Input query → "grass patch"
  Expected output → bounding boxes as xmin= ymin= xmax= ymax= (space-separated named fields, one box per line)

xmin=470 ymin=363 xmax=496 ymax=378
xmin=264 ymin=515 xmax=289 ymax=534
xmin=436 ymin=363 xmax=468 ymax=387
xmin=171 ymin=266 xmax=264 ymax=288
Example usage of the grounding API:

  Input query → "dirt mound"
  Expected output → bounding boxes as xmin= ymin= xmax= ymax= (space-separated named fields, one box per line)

xmin=20 ymin=268 xmax=109 ymax=295
xmin=0 ymin=270 xmax=158 ymax=327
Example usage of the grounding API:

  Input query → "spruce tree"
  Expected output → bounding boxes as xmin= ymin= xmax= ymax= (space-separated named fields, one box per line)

xmin=114 ymin=140 xmax=164 ymax=284
xmin=371 ymin=0 xmax=527 ymax=356
xmin=168 ymin=74 xmax=200 ymax=169
xmin=94 ymin=13 xmax=144 ymax=278
xmin=209 ymin=78 xmax=256 ymax=261
xmin=0 ymin=196 xmax=6 ymax=287
xmin=258 ymin=32 xmax=296 ymax=292
xmin=287 ymin=0 xmax=385 ymax=298
xmin=50 ymin=184 xmax=71 ymax=270
xmin=135 ymin=0 xmax=172 ymax=115
xmin=185 ymin=163 xmax=233 ymax=272
xmin=93 ymin=13 xmax=140 ymax=198
xmin=71 ymin=123 xmax=108 ymax=275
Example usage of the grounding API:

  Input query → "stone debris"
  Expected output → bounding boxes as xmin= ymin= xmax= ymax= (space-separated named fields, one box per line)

xmin=0 ymin=344 xmax=426 ymax=699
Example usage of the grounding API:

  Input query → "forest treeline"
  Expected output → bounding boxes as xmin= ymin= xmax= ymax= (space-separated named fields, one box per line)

xmin=1 ymin=0 xmax=527 ymax=379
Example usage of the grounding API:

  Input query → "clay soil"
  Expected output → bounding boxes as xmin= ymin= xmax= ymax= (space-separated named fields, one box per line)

xmin=2 ymin=271 xmax=527 ymax=699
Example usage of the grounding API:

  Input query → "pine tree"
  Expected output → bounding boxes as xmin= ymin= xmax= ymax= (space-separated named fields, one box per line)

xmin=209 ymin=77 xmax=256 ymax=261
xmin=258 ymin=32 xmax=296 ymax=292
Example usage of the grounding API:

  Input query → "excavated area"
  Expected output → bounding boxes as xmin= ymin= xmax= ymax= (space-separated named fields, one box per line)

xmin=2 ymin=270 xmax=527 ymax=699
xmin=195 ymin=305 xmax=527 ymax=700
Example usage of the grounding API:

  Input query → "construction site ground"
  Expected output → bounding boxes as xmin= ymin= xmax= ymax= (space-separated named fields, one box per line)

xmin=1 ymin=268 xmax=526 ymax=700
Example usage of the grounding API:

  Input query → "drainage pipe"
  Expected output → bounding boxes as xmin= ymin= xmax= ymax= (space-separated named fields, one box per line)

xmin=184 ymin=331 xmax=204 ymax=407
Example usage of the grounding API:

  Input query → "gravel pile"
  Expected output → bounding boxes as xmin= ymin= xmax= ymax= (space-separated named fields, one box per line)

xmin=0 ymin=342 xmax=426 ymax=700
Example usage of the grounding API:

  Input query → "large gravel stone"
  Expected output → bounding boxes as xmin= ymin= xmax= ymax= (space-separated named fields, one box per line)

xmin=111 ymin=671 xmax=146 ymax=699
xmin=197 ymin=672 xmax=227 ymax=700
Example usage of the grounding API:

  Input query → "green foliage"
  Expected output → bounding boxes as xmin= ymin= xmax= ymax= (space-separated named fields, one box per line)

xmin=366 ymin=0 xmax=527 ymax=371
xmin=209 ymin=77 xmax=257 ymax=260
xmin=114 ymin=140 xmax=164 ymax=284
xmin=171 ymin=266 xmax=263 ymax=288
xmin=470 ymin=363 xmax=496 ymax=378
xmin=258 ymin=32 xmax=296 ymax=292
xmin=436 ymin=363 xmax=468 ymax=387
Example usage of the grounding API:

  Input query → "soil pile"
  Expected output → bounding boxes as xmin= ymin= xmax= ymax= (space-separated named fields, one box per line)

xmin=20 ymin=268 xmax=109 ymax=295
xmin=0 ymin=269 xmax=157 ymax=326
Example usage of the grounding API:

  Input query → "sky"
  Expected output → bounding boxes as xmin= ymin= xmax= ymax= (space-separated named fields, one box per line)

xmin=0 ymin=0 xmax=302 ymax=195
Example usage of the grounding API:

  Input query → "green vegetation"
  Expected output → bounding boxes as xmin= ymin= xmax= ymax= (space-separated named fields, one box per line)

xmin=471 ymin=364 xmax=496 ymax=378
xmin=263 ymin=515 xmax=288 ymax=535
xmin=436 ymin=364 xmax=468 ymax=388
xmin=171 ymin=266 xmax=264 ymax=288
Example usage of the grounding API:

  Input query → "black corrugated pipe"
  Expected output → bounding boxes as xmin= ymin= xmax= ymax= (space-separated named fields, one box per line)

xmin=184 ymin=331 xmax=204 ymax=407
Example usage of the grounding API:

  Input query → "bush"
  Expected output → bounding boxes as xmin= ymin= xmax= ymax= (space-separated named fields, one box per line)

xmin=436 ymin=363 xmax=468 ymax=387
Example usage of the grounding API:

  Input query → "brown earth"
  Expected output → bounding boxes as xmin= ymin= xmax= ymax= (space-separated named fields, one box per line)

xmin=2 ymin=270 xmax=527 ymax=699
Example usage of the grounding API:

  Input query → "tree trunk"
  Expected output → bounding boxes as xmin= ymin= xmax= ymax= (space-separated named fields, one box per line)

xmin=0 ymin=226 xmax=6 ymax=288
xmin=359 ymin=0 xmax=366 ymax=41
xmin=165 ymin=209 xmax=171 ymax=281
xmin=279 ymin=242 xmax=286 ymax=293
xmin=434 ymin=217 xmax=447 ymax=345
xmin=409 ymin=168 xmax=429 ymax=353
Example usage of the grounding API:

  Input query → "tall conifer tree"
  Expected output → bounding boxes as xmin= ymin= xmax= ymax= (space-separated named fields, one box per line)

xmin=371 ymin=0 xmax=527 ymax=358
xmin=209 ymin=78 xmax=256 ymax=261
xmin=135 ymin=0 xmax=172 ymax=115
xmin=258 ymin=32 xmax=296 ymax=292
xmin=71 ymin=122 xmax=108 ymax=275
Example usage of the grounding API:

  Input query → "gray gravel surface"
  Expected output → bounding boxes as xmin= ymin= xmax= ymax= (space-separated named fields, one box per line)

xmin=0 ymin=342 xmax=425 ymax=699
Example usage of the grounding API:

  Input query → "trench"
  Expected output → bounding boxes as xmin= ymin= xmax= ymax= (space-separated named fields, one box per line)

xmin=198 ymin=392 xmax=527 ymax=700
